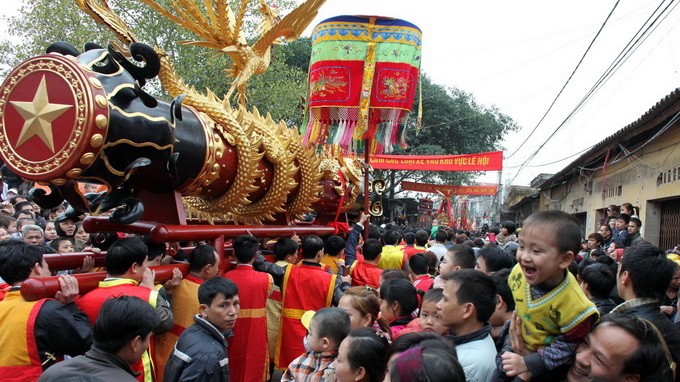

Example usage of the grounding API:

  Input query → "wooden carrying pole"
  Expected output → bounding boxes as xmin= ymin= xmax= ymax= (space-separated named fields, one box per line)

xmin=20 ymin=264 xmax=189 ymax=301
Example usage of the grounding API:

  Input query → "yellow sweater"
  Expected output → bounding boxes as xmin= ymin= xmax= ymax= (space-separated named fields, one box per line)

xmin=509 ymin=264 xmax=598 ymax=351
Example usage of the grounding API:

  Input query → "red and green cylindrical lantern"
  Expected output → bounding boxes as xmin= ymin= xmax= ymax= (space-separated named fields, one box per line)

xmin=303 ymin=15 xmax=422 ymax=154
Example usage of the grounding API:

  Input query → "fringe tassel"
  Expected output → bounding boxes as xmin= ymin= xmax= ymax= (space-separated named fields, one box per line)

xmin=327 ymin=122 xmax=338 ymax=145
xmin=303 ymin=119 xmax=314 ymax=145
xmin=340 ymin=120 xmax=352 ymax=148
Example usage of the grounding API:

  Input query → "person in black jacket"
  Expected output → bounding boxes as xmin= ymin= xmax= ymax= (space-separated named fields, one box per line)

xmin=164 ymin=277 xmax=239 ymax=382
xmin=611 ymin=243 xmax=680 ymax=382
xmin=39 ymin=296 xmax=159 ymax=382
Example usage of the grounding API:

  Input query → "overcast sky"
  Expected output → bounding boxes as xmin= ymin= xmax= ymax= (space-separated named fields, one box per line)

xmin=3 ymin=1 xmax=680 ymax=189
xmin=307 ymin=0 xmax=680 ymax=187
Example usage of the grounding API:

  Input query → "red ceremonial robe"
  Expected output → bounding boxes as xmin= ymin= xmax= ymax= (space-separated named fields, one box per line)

xmin=0 ymin=291 xmax=47 ymax=381
xmin=76 ymin=279 xmax=157 ymax=382
xmin=274 ymin=262 xmax=336 ymax=370
xmin=225 ymin=264 xmax=272 ymax=382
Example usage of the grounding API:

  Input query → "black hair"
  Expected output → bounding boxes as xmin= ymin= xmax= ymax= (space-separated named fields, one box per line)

xmin=594 ymin=314 xmax=673 ymax=381
xmin=434 ymin=229 xmax=448 ymax=243
xmin=384 ymin=230 xmax=401 ymax=246
xmin=189 ymin=244 xmax=218 ymax=273
xmin=343 ymin=328 xmax=390 ymax=382
xmin=14 ymin=209 xmax=33 ymax=220
xmin=490 ymin=268 xmax=514 ymax=312
xmin=501 ymin=220 xmax=516 ymax=235
xmin=404 ymin=232 xmax=416 ymax=245
xmin=198 ymin=276 xmax=238 ymax=305
xmin=363 ymin=239 xmax=383 ymax=261
xmin=409 ymin=253 xmax=429 ymax=275
xmin=607 ymin=204 xmax=620 ymax=216
xmin=301 ymin=235 xmax=324 ymax=259
xmin=415 ymin=230 xmax=429 ymax=247
xmin=588 ymin=232 xmax=604 ymax=245
xmin=273 ymin=237 xmax=298 ymax=261
xmin=379 ymin=278 xmax=419 ymax=318
xmin=420 ymin=347 xmax=465 ymax=382
xmin=14 ymin=201 xmax=32 ymax=213
xmin=473 ymin=238 xmax=485 ymax=248
xmin=232 ymin=234 xmax=260 ymax=263
xmin=576 ymin=257 xmax=595 ymax=279
xmin=140 ymin=235 xmax=166 ymax=262
xmin=105 ymin=237 xmax=148 ymax=276
xmin=617 ymin=213 xmax=631 ymax=225
xmin=0 ymin=241 xmax=42 ymax=284
xmin=49 ymin=237 xmax=72 ymax=252
xmin=312 ymin=307 xmax=351 ymax=346
xmin=600 ymin=224 xmax=612 ymax=236
xmin=93 ymin=296 xmax=158 ymax=353
xmin=381 ymin=269 xmax=410 ymax=282
xmin=619 ymin=243 xmax=675 ymax=298
xmin=368 ymin=229 xmax=382 ymax=241
xmin=477 ymin=246 xmax=515 ymax=272
xmin=422 ymin=251 xmax=438 ymax=276
xmin=325 ymin=235 xmax=345 ymax=256
xmin=581 ymin=263 xmax=616 ymax=299
xmin=17 ymin=217 xmax=36 ymax=229
xmin=523 ymin=210 xmax=582 ymax=254
xmin=0 ymin=215 xmax=16 ymax=230
xmin=594 ymin=253 xmax=617 ymax=274
xmin=448 ymin=244 xmax=475 ymax=269
xmin=630 ymin=217 xmax=642 ymax=228
xmin=422 ymin=288 xmax=443 ymax=304
xmin=441 ymin=269 xmax=497 ymax=323
xmin=590 ymin=248 xmax=606 ymax=259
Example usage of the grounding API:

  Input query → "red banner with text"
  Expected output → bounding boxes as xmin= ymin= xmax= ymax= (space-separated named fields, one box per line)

xmin=401 ymin=181 xmax=498 ymax=196
xmin=370 ymin=151 xmax=502 ymax=171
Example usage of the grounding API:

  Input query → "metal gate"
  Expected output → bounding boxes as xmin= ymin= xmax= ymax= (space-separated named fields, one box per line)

xmin=660 ymin=198 xmax=680 ymax=251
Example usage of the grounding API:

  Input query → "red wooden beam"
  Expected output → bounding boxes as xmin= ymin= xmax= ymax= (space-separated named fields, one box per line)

xmin=149 ymin=224 xmax=335 ymax=242
xmin=20 ymin=264 xmax=189 ymax=301
xmin=82 ymin=217 xmax=157 ymax=236
xmin=44 ymin=251 xmax=107 ymax=270
xmin=82 ymin=216 xmax=336 ymax=243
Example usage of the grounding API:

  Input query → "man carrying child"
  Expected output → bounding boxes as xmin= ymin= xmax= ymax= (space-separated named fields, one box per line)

xmin=496 ymin=210 xmax=599 ymax=381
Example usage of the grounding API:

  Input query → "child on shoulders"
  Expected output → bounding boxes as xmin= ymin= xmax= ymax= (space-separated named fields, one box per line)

xmin=496 ymin=210 xmax=599 ymax=381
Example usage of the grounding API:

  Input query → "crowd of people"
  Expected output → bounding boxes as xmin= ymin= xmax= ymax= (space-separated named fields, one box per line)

xmin=0 ymin=188 xmax=679 ymax=382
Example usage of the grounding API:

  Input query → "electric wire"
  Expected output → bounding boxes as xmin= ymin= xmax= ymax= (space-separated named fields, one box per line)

xmin=505 ymin=0 xmax=622 ymax=160
xmin=505 ymin=0 xmax=678 ymax=188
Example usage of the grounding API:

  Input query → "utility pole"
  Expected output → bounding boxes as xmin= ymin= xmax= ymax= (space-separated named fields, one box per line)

xmin=494 ymin=170 xmax=503 ymax=226
xmin=389 ymin=170 xmax=396 ymax=223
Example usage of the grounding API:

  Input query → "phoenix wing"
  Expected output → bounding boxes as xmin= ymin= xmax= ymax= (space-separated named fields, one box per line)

xmin=252 ymin=0 xmax=326 ymax=55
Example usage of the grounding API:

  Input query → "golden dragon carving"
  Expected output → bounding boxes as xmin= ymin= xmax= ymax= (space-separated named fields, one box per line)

xmin=73 ymin=0 xmax=361 ymax=224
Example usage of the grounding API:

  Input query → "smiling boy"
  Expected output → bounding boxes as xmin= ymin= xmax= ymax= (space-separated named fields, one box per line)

xmin=496 ymin=210 xmax=599 ymax=381
xmin=164 ymin=277 xmax=240 ymax=382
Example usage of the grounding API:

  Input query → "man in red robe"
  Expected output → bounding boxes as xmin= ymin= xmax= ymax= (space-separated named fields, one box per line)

xmin=76 ymin=237 xmax=174 ymax=382
xmin=254 ymin=235 xmax=351 ymax=370
xmin=225 ymin=235 xmax=273 ymax=382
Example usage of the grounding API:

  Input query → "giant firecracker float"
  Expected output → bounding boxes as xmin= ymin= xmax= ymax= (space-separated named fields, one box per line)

xmin=0 ymin=0 xmax=421 ymax=299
